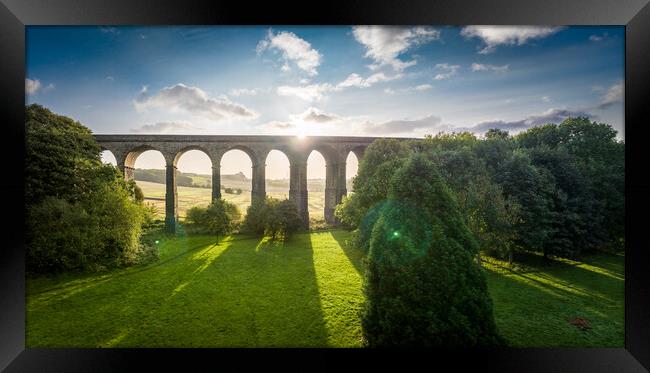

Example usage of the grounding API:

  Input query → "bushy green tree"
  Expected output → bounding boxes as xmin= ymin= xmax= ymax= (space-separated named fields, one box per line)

xmin=27 ymin=177 xmax=146 ymax=273
xmin=242 ymin=197 xmax=269 ymax=235
xmin=335 ymin=139 xmax=412 ymax=250
xmin=263 ymin=198 xmax=303 ymax=240
xmin=242 ymin=197 xmax=303 ymax=240
xmin=362 ymin=154 xmax=502 ymax=347
xmin=25 ymin=105 xmax=153 ymax=274
xmin=25 ymin=104 xmax=102 ymax=206
xmin=185 ymin=199 xmax=241 ymax=241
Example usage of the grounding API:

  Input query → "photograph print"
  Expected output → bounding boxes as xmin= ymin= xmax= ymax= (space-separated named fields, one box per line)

xmin=24 ymin=25 xmax=624 ymax=348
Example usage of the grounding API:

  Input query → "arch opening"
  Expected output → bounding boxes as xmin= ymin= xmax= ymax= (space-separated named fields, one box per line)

xmin=265 ymin=150 xmax=290 ymax=201
xmin=307 ymin=150 xmax=327 ymax=224
xmin=345 ymin=151 xmax=359 ymax=193
xmin=132 ymin=150 xmax=167 ymax=220
xmin=175 ymin=149 xmax=213 ymax=221
xmin=220 ymin=149 xmax=253 ymax=215
xmin=100 ymin=150 xmax=117 ymax=167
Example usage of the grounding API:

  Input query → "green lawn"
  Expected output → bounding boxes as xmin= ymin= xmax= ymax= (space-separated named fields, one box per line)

xmin=26 ymin=230 xmax=623 ymax=347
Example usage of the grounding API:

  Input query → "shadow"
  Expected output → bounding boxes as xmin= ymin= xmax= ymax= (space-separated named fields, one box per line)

xmin=482 ymin=254 xmax=623 ymax=306
xmin=159 ymin=232 xmax=330 ymax=347
xmin=26 ymin=235 xmax=261 ymax=347
xmin=483 ymin=264 xmax=624 ymax=347
xmin=62 ymin=232 xmax=329 ymax=348
xmin=330 ymin=229 xmax=364 ymax=276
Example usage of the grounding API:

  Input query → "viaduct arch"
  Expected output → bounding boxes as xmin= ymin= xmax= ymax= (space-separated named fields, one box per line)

xmin=95 ymin=134 xmax=392 ymax=232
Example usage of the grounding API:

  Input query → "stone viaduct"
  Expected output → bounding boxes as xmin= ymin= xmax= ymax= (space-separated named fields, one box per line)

xmin=94 ymin=134 xmax=388 ymax=233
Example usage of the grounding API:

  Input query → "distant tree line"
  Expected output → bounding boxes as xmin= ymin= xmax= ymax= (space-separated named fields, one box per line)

xmin=134 ymin=169 xmax=210 ymax=188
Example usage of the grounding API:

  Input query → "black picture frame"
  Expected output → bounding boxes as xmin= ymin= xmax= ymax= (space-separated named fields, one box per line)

xmin=1 ymin=0 xmax=649 ymax=371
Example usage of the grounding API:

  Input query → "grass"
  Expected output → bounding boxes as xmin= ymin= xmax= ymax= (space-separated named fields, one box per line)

xmin=483 ymin=252 xmax=624 ymax=347
xmin=26 ymin=230 xmax=364 ymax=347
xmin=26 ymin=230 xmax=623 ymax=348
xmin=136 ymin=180 xmax=326 ymax=220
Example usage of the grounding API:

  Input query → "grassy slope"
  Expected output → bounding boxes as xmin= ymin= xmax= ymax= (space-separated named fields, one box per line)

xmin=26 ymin=230 xmax=623 ymax=348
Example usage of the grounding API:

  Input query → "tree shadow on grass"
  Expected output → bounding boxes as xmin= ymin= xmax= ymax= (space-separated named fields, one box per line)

xmin=117 ymin=232 xmax=330 ymax=347
xmin=483 ymin=265 xmax=624 ymax=347
xmin=330 ymin=229 xmax=364 ymax=276
xmin=487 ymin=252 xmax=624 ymax=305
xmin=26 ymin=235 xmax=260 ymax=347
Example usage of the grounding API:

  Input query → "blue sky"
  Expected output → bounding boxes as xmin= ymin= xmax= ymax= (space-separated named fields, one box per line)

xmin=26 ymin=26 xmax=624 ymax=177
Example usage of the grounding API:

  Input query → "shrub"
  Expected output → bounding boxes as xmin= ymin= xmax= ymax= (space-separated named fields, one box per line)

xmin=242 ymin=198 xmax=268 ymax=235
xmin=185 ymin=199 xmax=241 ymax=241
xmin=27 ymin=183 xmax=146 ymax=273
xmin=264 ymin=198 xmax=303 ymax=240
xmin=362 ymin=154 xmax=503 ymax=347
xmin=242 ymin=197 xmax=303 ymax=240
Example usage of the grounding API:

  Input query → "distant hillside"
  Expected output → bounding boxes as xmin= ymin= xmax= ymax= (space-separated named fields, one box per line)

xmin=134 ymin=168 xmax=354 ymax=191
xmin=134 ymin=169 xmax=249 ymax=189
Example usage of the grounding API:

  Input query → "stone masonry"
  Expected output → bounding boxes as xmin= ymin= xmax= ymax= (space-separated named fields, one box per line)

xmin=95 ymin=135 xmax=380 ymax=233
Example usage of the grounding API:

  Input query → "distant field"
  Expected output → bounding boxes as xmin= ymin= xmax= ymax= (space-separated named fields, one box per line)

xmin=136 ymin=180 xmax=326 ymax=220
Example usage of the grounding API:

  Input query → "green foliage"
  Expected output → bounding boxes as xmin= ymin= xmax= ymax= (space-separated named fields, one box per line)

xmin=25 ymin=104 xmax=102 ymax=206
xmin=335 ymin=138 xmax=412 ymax=230
xmin=185 ymin=199 xmax=241 ymax=240
xmin=362 ymin=154 xmax=502 ymax=347
xmin=243 ymin=197 xmax=303 ymax=240
xmin=511 ymin=117 xmax=625 ymax=254
xmin=25 ymin=104 xmax=152 ymax=274
xmin=27 ymin=182 xmax=146 ymax=273
xmin=242 ymin=198 xmax=269 ymax=235
xmin=263 ymin=198 xmax=303 ymax=240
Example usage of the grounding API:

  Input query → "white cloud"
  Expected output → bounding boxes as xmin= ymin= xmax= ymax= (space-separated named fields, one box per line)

xmin=25 ymin=78 xmax=41 ymax=95
xmin=364 ymin=115 xmax=443 ymax=134
xmin=467 ymin=108 xmax=595 ymax=134
xmin=541 ymin=96 xmax=551 ymax=102
xmin=290 ymin=107 xmax=341 ymax=123
xmin=229 ymin=88 xmax=259 ymax=97
xmin=277 ymin=71 xmax=403 ymax=101
xmin=352 ymin=26 xmax=440 ymax=71
xmin=382 ymin=84 xmax=432 ymax=95
xmin=276 ymin=83 xmax=334 ymax=102
xmin=131 ymin=121 xmax=205 ymax=134
xmin=262 ymin=121 xmax=296 ymax=130
xmin=336 ymin=72 xmax=403 ymax=89
xmin=471 ymin=63 xmax=509 ymax=72
xmin=461 ymin=26 xmax=563 ymax=54
xmin=589 ymin=32 xmax=608 ymax=42
xmin=25 ymin=79 xmax=54 ymax=95
xmin=434 ymin=63 xmax=460 ymax=80
xmin=257 ymin=30 xmax=322 ymax=76
xmin=133 ymin=83 xmax=258 ymax=121
xmin=598 ymin=81 xmax=623 ymax=109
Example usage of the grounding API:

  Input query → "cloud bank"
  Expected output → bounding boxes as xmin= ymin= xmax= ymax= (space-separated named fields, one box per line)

xmin=134 ymin=83 xmax=258 ymax=121
xmin=461 ymin=26 xmax=563 ymax=54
